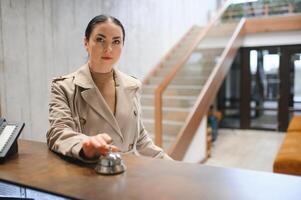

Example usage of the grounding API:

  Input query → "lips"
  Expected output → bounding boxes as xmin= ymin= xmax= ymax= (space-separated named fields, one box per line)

xmin=101 ymin=56 xmax=113 ymax=60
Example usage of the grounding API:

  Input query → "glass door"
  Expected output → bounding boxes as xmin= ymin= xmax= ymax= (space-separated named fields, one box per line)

xmin=218 ymin=45 xmax=301 ymax=131
xmin=289 ymin=52 xmax=301 ymax=118
xmin=218 ymin=53 xmax=241 ymax=129
xmin=249 ymin=48 xmax=280 ymax=130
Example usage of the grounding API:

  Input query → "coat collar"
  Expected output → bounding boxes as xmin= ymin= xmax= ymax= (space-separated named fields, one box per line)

xmin=73 ymin=64 xmax=141 ymax=91
xmin=72 ymin=64 xmax=140 ymax=142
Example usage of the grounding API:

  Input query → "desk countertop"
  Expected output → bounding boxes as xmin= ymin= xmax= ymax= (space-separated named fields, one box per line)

xmin=0 ymin=140 xmax=301 ymax=200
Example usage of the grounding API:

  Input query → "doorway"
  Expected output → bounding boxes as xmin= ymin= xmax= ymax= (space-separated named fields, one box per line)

xmin=218 ymin=44 xmax=301 ymax=131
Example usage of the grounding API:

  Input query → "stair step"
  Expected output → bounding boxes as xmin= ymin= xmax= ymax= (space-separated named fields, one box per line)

xmin=156 ymin=62 xmax=214 ymax=77
xmin=162 ymin=62 xmax=213 ymax=70
xmin=149 ymin=132 xmax=177 ymax=151
xmin=195 ymin=48 xmax=224 ymax=56
xmin=156 ymin=67 xmax=212 ymax=77
xmin=142 ymin=84 xmax=202 ymax=96
xmin=159 ymin=55 xmax=213 ymax=71
xmin=148 ymin=76 xmax=207 ymax=85
xmin=143 ymin=119 xmax=184 ymax=135
xmin=171 ymin=48 xmax=201 ymax=58
xmin=154 ymin=73 xmax=210 ymax=81
xmin=206 ymin=22 xmax=238 ymax=37
xmin=185 ymin=49 xmax=220 ymax=60
xmin=171 ymin=77 xmax=207 ymax=85
xmin=174 ymin=64 xmax=213 ymax=71
xmin=142 ymin=106 xmax=190 ymax=122
xmin=141 ymin=94 xmax=197 ymax=107
xmin=162 ymin=49 xmax=207 ymax=68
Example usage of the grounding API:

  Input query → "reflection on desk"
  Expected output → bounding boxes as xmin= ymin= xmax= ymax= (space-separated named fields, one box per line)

xmin=0 ymin=139 xmax=301 ymax=200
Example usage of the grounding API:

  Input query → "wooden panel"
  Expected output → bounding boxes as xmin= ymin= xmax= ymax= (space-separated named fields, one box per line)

xmin=0 ymin=0 xmax=79 ymax=140
xmin=169 ymin=19 xmax=246 ymax=160
xmin=1 ymin=140 xmax=301 ymax=200
xmin=1 ymin=0 xmax=31 ymax=137
xmin=25 ymin=0 xmax=49 ymax=141
xmin=245 ymin=14 xmax=301 ymax=34
xmin=43 ymin=0 xmax=55 ymax=97
xmin=50 ymin=0 xmax=77 ymax=75
xmin=0 ymin=1 xmax=4 ymax=116
xmin=0 ymin=0 xmax=101 ymax=141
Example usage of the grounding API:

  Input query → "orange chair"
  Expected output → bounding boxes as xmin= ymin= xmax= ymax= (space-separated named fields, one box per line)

xmin=287 ymin=115 xmax=301 ymax=132
xmin=273 ymin=116 xmax=301 ymax=176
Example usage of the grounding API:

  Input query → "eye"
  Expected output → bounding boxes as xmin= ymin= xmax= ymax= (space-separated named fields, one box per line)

xmin=113 ymin=40 xmax=121 ymax=45
xmin=96 ymin=37 xmax=105 ymax=43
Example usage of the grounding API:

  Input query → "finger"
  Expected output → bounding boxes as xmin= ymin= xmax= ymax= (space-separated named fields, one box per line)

xmin=82 ymin=139 xmax=98 ymax=159
xmin=100 ymin=133 xmax=113 ymax=143
xmin=103 ymin=144 xmax=119 ymax=152
xmin=82 ymin=139 xmax=90 ymax=148
xmin=83 ymin=139 xmax=95 ymax=151
xmin=95 ymin=135 xmax=108 ymax=147
xmin=90 ymin=137 xmax=102 ymax=149
xmin=93 ymin=136 xmax=111 ymax=155
xmin=109 ymin=145 xmax=120 ymax=152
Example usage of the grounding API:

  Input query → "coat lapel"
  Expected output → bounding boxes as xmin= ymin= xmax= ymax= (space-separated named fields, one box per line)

xmin=74 ymin=64 xmax=123 ymax=141
xmin=114 ymin=72 xmax=132 ymax=137
xmin=114 ymin=70 xmax=140 ymax=138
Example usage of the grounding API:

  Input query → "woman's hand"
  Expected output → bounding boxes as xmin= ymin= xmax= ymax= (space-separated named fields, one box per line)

xmin=82 ymin=133 xmax=119 ymax=159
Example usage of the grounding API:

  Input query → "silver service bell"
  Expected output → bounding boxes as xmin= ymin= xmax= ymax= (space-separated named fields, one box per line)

xmin=95 ymin=147 xmax=126 ymax=175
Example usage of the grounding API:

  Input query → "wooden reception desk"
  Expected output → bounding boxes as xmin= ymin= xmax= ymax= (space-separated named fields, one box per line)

xmin=0 ymin=140 xmax=301 ymax=200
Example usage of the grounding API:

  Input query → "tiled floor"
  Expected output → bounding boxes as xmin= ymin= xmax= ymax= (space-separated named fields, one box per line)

xmin=204 ymin=129 xmax=285 ymax=173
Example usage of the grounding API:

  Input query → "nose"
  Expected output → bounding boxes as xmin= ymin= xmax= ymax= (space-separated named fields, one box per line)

xmin=103 ymin=43 xmax=113 ymax=53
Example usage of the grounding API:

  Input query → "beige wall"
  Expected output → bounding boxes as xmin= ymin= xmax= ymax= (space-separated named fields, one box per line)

xmin=0 ymin=0 xmax=216 ymax=141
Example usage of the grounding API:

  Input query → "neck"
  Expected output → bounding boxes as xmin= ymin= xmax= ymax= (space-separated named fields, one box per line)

xmin=88 ymin=61 xmax=113 ymax=73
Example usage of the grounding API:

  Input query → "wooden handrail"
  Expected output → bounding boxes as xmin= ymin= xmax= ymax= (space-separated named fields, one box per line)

xmin=154 ymin=1 xmax=231 ymax=147
xmin=142 ymin=27 xmax=195 ymax=85
xmin=169 ymin=18 xmax=246 ymax=160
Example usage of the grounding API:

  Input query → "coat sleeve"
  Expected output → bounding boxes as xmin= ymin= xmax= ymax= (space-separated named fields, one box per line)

xmin=136 ymin=122 xmax=173 ymax=160
xmin=46 ymin=80 xmax=94 ymax=163
xmin=134 ymin=88 xmax=173 ymax=160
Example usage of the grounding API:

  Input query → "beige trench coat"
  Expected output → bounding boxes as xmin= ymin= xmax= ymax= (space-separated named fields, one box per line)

xmin=47 ymin=64 xmax=171 ymax=162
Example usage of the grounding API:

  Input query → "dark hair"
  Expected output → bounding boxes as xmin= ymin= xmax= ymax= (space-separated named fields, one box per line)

xmin=85 ymin=15 xmax=125 ymax=43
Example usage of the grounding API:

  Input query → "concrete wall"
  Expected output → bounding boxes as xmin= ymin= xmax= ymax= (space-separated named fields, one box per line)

xmin=0 ymin=0 xmax=217 ymax=141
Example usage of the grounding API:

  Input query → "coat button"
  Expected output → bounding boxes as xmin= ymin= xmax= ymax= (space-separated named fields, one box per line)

xmin=79 ymin=117 xmax=86 ymax=125
xmin=133 ymin=110 xmax=137 ymax=116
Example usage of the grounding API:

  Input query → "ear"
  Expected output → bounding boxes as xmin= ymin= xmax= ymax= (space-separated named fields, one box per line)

xmin=84 ymin=37 xmax=89 ymax=52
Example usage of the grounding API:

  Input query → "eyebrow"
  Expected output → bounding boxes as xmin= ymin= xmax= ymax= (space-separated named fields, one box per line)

xmin=97 ymin=34 xmax=121 ymax=40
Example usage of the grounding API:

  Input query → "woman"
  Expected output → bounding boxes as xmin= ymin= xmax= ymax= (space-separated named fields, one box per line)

xmin=47 ymin=15 xmax=171 ymax=162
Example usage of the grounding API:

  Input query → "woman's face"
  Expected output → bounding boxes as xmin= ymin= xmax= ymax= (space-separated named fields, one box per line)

xmin=84 ymin=21 xmax=123 ymax=72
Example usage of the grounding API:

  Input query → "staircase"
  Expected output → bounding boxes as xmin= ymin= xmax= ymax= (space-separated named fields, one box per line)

xmin=140 ymin=1 xmax=301 ymax=159
xmin=141 ymin=22 xmax=239 ymax=151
